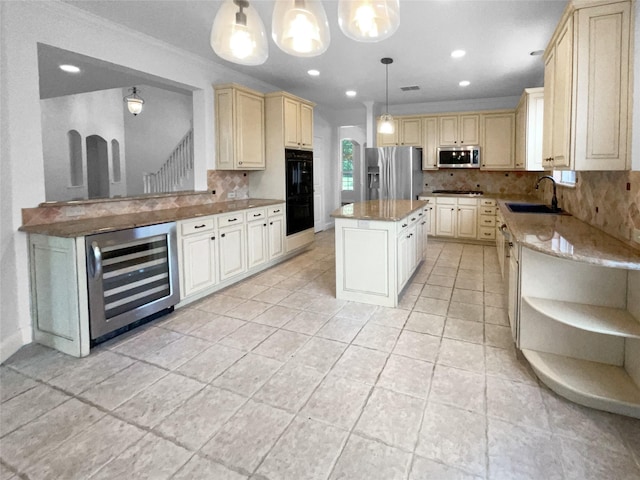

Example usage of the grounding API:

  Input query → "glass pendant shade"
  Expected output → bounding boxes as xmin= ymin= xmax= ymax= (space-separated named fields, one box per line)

xmin=123 ymin=87 xmax=144 ymax=116
xmin=338 ymin=0 xmax=400 ymax=42
xmin=272 ymin=0 xmax=330 ymax=57
xmin=378 ymin=113 xmax=395 ymax=134
xmin=210 ymin=0 xmax=268 ymax=66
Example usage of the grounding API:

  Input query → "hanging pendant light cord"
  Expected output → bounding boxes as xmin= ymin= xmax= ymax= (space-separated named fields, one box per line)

xmin=381 ymin=57 xmax=393 ymax=115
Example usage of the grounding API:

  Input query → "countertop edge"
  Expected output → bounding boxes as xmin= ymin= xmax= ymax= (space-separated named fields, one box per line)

xmin=331 ymin=200 xmax=427 ymax=222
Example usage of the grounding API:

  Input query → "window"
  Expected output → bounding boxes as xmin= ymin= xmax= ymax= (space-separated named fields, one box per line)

xmin=111 ymin=139 xmax=121 ymax=183
xmin=341 ymin=139 xmax=354 ymax=191
xmin=553 ymin=170 xmax=577 ymax=187
xmin=68 ymin=130 xmax=83 ymax=187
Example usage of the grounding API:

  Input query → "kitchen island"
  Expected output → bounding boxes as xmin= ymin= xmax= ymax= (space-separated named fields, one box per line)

xmin=331 ymin=200 xmax=427 ymax=308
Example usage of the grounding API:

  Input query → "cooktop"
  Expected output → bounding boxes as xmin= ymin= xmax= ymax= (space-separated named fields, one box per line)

xmin=431 ymin=190 xmax=484 ymax=196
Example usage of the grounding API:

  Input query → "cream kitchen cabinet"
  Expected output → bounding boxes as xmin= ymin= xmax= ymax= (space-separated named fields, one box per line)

xmin=515 ymin=88 xmax=544 ymax=171
xmin=218 ymin=212 xmax=247 ymax=281
xmin=481 ymin=112 xmax=515 ymax=170
xmin=420 ymin=197 xmax=436 ymax=236
xmin=377 ymin=117 xmax=422 ymax=147
xmin=178 ymin=217 xmax=218 ymax=298
xmin=435 ymin=198 xmax=457 ymax=237
xmin=435 ymin=197 xmax=478 ymax=239
xmin=268 ymin=205 xmax=285 ymax=260
xmin=438 ymin=114 xmax=480 ymax=146
xmin=422 ymin=117 xmax=438 ymax=170
xmin=542 ymin=0 xmax=631 ymax=171
xmin=478 ymin=198 xmax=497 ymax=241
xmin=246 ymin=208 xmax=268 ymax=270
xmin=214 ymin=84 xmax=266 ymax=170
xmin=268 ymin=92 xmax=315 ymax=150
xmin=457 ymin=200 xmax=478 ymax=239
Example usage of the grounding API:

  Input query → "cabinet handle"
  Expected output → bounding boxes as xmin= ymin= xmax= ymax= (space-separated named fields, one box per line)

xmin=239 ymin=161 xmax=243 ymax=165
xmin=211 ymin=236 xmax=216 ymax=240
xmin=194 ymin=224 xmax=206 ymax=229
xmin=221 ymin=233 xmax=226 ymax=238
xmin=484 ymin=233 xmax=491 ymax=237
xmin=402 ymin=223 xmax=408 ymax=227
xmin=418 ymin=213 xmax=423 ymax=216
xmin=263 ymin=223 xmax=267 ymax=227
xmin=253 ymin=213 xmax=261 ymax=217
xmin=89 ymin=241 xmax=102 ymax=279
xmin=270 ymin=222 xmax=273 ymax=225
xmin=407 ymin=234 xmax=411 ymax=238
xmin=228 ymin=218 xmax=237 ymax=222
xmin=411 ymin=217 xmax=416 ymax=221
xmin=273 ymin=209 xmax=280 ymax=213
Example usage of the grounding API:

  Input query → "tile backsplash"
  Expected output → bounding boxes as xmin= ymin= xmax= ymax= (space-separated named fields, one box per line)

xmin=207 ymin=170 xmax=249 ymax=200
xmin=422 ymin=170 xmax=542 ymax=195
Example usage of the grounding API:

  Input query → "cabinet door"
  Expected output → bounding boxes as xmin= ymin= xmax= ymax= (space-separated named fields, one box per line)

xmin=219 ymin=224 xmax=247 ymax=281
xmin=527 ymin=93 xmax=545 ymax=171
xmin=420 ymin=216 xmax=429 ymax=257
xmin=542 ymin=51 xmax=555 ymax=170
xmin=247 ymin=220 xmax=268 ymax=270
xmin=407 ymin=224 xmax=418 ymax=272
xmin=482 ymin=113 xmax=515 ymax=170
xmin=182 ymin=233 xmax=218 ymax=296
xmin=236 ymin=90 xmax=265 ymax=169
xmin=283 ymin=97 xmax=300 ymax=147
xmin=426 ymin=206 xmax=436 ymax=236
xmin=515 ymin=98 xmax=526 ymax=169
xmin=299 ymin=103 xmax=314 ymax=149
xmin=436 ymin=204 xmax=456 ymax=237
xmin=422 ymin=117 xmax=438 ymax=169
xmin=507 ymin=249 xmax=519 ymax=342
xmin=377 ymin=118 xmax=399 ymax=146
xmin=268 ymin=215 xmax=285 ymax=260
xmin=457 ymin=205 xmax=478 ymax=239
xmin=460 ymin=115 xmax=480 ymax=144
xmin=551 ymin=17 xmax=573 ymax=169
xmin=400 ymin=118 xmax=422 ymax=146
xmin=215 ymin=88 xmax=234 ymax=170
xmin=397 ymin=230 xmax=409 ymax=288
xmin=438 ymin=116 xmax=458 ymax=146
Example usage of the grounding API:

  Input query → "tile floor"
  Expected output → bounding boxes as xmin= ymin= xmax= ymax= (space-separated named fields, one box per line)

xmin=1 ymin=230 xmax=640 ymax=480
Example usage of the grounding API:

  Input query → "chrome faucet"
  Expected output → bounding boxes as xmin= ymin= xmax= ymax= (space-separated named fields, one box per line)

xmin=535 ymin=175 xmax=558 ymax=212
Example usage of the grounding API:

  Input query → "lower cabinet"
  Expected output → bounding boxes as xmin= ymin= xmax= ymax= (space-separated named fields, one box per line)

xmin=436 ymin=199 xmax=457 ymax=237
xmin=247 ymin=208 xmax=268 ymax=270
xmin=268 ymin=212 xmax=285 ymax=259
xmin=180 ymin=218 xmax=219 ymax=297
xmin=435 ymin=197 xmax=478 ymax=239
xmin=219 ymin=222 xmax=248 ymax=282
xmin=457 ymin=203 xmax=478 ymax=239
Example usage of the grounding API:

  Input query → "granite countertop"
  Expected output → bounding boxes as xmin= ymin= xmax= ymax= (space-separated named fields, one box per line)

xmin=497 ymin=199 xmax=640 ymax=270
xmin=19 ymin=198 xmax=284 ymax=238
xmin=331 ymin=199 xmax=427 ymax=222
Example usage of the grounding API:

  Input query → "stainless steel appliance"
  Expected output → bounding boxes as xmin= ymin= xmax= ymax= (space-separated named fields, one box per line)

xmin=285 ymin=149 xmax=314 ymax=235
xmin=365 ymin=146 xmax=423 ymax=200
xmin=437 ymin=146 xmax=480 ymax=168
xmin=85 ymin=222 xmax=179 ymax=342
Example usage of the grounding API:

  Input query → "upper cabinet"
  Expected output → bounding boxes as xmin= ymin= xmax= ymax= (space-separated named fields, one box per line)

xmin=438 ymin=114 xmax=480 ymax=146
xmin=377 ymin=117 xmax=422 ymax=147
xmin=214 ymin=84 xmax=266 ymax=170
xmin=542 ymin=0 xmax=631 ymax=171
xmin=269 ymin=92 xmax=315 ymax=150
xmin=422 ymin=116 xmax=438 ymax=170
xmin=481 ymin=112 xmax=515 ymax=170
xmin=515 ymin=88 xmax=545 ymax=171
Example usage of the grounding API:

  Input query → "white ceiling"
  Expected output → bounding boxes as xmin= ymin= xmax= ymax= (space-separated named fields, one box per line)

xmin=57 ymin=0 xmax=568 ymax=110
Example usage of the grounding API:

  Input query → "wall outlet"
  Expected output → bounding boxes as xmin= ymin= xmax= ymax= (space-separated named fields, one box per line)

xmin=633 ymin=228 xmax=640 ymax=245
xmin=227 ymin=191 xmax=236 ymax=199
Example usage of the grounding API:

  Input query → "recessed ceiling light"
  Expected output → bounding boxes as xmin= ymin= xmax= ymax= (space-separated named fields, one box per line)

xmin=345 ymin=90 xmax=357 ymax=97
xmin=451 ymin=50 xmax=466 ymax=58
xmin=307 ymin=69 xmax=320 ymax=76
xmin=459 ymin=80 xmax=471 ymax=87
xmin=59 ymin=64 xmax=81 ymax=73
xmin=530 ymin=50 xmax=544 ymax=56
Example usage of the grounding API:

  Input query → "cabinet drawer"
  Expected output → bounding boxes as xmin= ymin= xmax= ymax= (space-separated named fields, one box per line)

xmin=479 ymin=227 xmax=496 ymax=240
xmin=246 ymin=208 xmax=267 ymax=222
xmin=479 ymin=216 xmax=496 ymax=227
xmin=181 ymin=218 xmax=214 ymax=236
xmin=458 ymin=198 xmax=478 ymax=206
xmin=480 ymin=198 xmax=496 ymax=207
xmin=217 ymin=212 xmax=245 ymax=228
xmin=436 ymin=197 xmax=457 ymax=205
xmin=480 ymin=207 xmax=497 ymax=216
xmin=268 ymin=205 xmax=285 ymax=217
xmin=418 ymin=196 xmax=435 ymax=205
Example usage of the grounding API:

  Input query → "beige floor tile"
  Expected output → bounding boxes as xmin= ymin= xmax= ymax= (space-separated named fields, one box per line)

xmin=457 ymin=269 xmax=484 ymax=281
xmin=253 ymin=363 xmax=324 ymax=413
xmin=486 ymin=376 xmax=550 ymax=430
xmin=278 ymin=291 xmax=320 ymax=309
xmin=377 ymin=354 xmax=433 ymax=399
xmin=353 ymin=323 xmax=401 ymax=352
xmin=114 ymin=373 xmax=204 ymax=428
xmin=90 ymin=432 xmax=191 ymax=480
xmin=438 ymin=338 xmax=485 ymax=374
xmin=251 ymin=287 xmax=291 ymax=305
xmin=560 ymin=435 xmax=640 ymax=480
xmin=317 ymin=317 xmax=365 ymax=343
xmin=484 ymin=323 xmax=513 ymax=349
xmin=331 ymin=345 xmax=388 ymax=385
xmin=257 ymin=417 xmax=348 ymax=480
xmin=24 ymin=415 xmax=144 ymax=480
xmin=484 ymin=306 xmax=509 ymax=326
xmin=111 ymin=327 xmax=182 ymax=358
xmin=189 ymin=316 xmax=246 ymax=342
xmin=196 ymin=294 xmax=246 ymax=315
xmin=221 ymin=282 xmax=269 ymax=299
xmin=329 ymin=434 xmax=412 ymax=480
xmin=398 ymin=294 xmax=418 ymax=310
xmin=369 ymin=307 xmax=411 ymax=329
xmin=252 ymin=329 xmax=310 ymax=361
xmin=393 ymin=330 xmax=441 ymax=363
xmin=200 ymin=400 xmax=293 ymax=474
xmin=484 ymin=346 xmax=537 ymax=386
xmin=484 ymin=292 xmax=506 ymax=308
xmin=417 ymin=402 xmax=487 ymax=476
xmin=404 ymin=312 xmax=445 ymax=336
xmin=414 ymin=296 xmax=449 ymax=316
xmin=2 ymin=344 xmax=78 ymax=382
xmin=443 ymin=317 xmax=484 ymax=344
xmin=403 ymin=282 xmax=424 ymax=297
xmin=427 ymin=275 xmax=456 ymax=288
xmin=420 ymin=284 xmax=453 ymax=301
xmin=0 ymin=367 xmax=38 ymax=403
xmin=0 ymin=384 xmax=69 ymax=436
xmin=282 ymin=310 xmax=330 ymax=335
xmin=252 ymin=305 xmax=301 ymax=327
xmin=302 ymin=375 xmax=371 ymax=430
xmin=172 ymin=455 xmax=247 ymax=480
xmin=410 ymin=456 xmax=483 ymax=480
xmin=133 ymin=335 xmax=212 ymax=370
xmin=429 ymin=365 xmax=486 ymax=414
xmin=451 ymin=288 xmax=484 ymax=306
xmin=154 ymin=386 xmax=246 ymax=450
xmin=305 ymin=296 xmax=348 ymax=316
xmin=0 ymin=463 xmax=15 ymax=480
xmin=431 ymin=266 xmax=458 ymax=277
xmin=80 ymin=361 xmax=168 ymax=410
xmin=447 ymin=301 xmax=484 ymax=322
xmin=212 ymin=353 xmax=282 ymax=396
xmin=176 ymin=343 xmax=245 ymax=384
xmin=454 ymin=276 xmax=484 ymax=291
xmin=355 ymin=387 xmax=424 ymax=450
xmin=157 ymin=308 xmax=218 ymax=334
xmin=224 ymin=300 xmax=272 ymax=321
xmin=218 ymin=322 xmax=276 ymax=351
xmin=290 ymin=337 xmax=347 ymax=372
xmin=254 ymin=271 xmax=289 ymax=287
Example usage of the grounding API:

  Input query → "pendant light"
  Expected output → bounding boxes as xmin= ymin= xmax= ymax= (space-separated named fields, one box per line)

xmin=338 ymin=0 xmax=400 ymax=42
xmin=272 ymin=0 xmax=330 ymax=57
xmin=210 ymin=0 xmax=268 ymax=66
xmin=378 ymin=58 xmax=394 ymax=134
xmin=123 ymin=87 xmax=144 ymax=116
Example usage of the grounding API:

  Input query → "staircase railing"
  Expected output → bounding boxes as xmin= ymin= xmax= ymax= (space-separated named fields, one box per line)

xmin=143 ymin=128 xmax=194 ymax=194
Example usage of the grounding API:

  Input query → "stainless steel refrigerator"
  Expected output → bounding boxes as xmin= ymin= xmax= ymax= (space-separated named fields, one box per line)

xmin=365 ymin=146 xmax=423 ymax=200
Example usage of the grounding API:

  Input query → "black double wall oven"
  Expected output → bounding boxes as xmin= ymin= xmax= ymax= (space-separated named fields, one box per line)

xmin=285 ymin=148 xmax=314 ymax=236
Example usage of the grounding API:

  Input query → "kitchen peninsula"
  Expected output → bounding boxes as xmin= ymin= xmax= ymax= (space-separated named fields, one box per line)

xmin=331 ymin=199 xmax=428 ymax=308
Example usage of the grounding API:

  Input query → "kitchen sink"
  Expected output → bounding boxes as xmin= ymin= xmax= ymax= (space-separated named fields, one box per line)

xmin=506 ymin=203 xmax=571 ymax=215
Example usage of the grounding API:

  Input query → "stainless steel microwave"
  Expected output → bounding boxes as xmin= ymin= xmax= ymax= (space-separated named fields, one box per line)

xmin=437 ymin=146 xmax=480 ymax=168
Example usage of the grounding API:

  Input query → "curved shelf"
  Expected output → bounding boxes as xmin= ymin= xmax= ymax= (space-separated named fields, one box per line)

xmin=523 ymin=296 xmax=640 ymax=339
xmin=522 ymin=349 xmax=640 ymax=419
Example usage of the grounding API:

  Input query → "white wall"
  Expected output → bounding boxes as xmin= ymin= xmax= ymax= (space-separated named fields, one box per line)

xmin=0 ymin=0 xmax=280 ymax=362
xmin=41 ymin=88 xmax=127 ymax=201
xmin=124 ymin=85 xmax=193 ymax=195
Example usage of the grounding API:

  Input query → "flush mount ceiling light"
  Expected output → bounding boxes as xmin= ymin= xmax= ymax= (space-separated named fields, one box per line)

xmin=272 ymin=0 xmax=330 ymax=57
xmin=123 ymin=87 xmax=144 ymax=116
xmin=459 ymin=80 xmax=471 ymax=87
xmin=59 ymin=64 xmax=81 ymax=73
xmin=307 ymin=69 xmax=320 ymax=76
xmin=337 ymin=0 xmax=400 ymax=42
xmin=378 ymin=57 xmax=394 ymax=135
xmin=210 ymin=0 xmax=268 ymax=65
xmin=345 ymin=90 xmax=357 ymax=97
xmin=450 ymin=49 xmax=466 ymax=58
